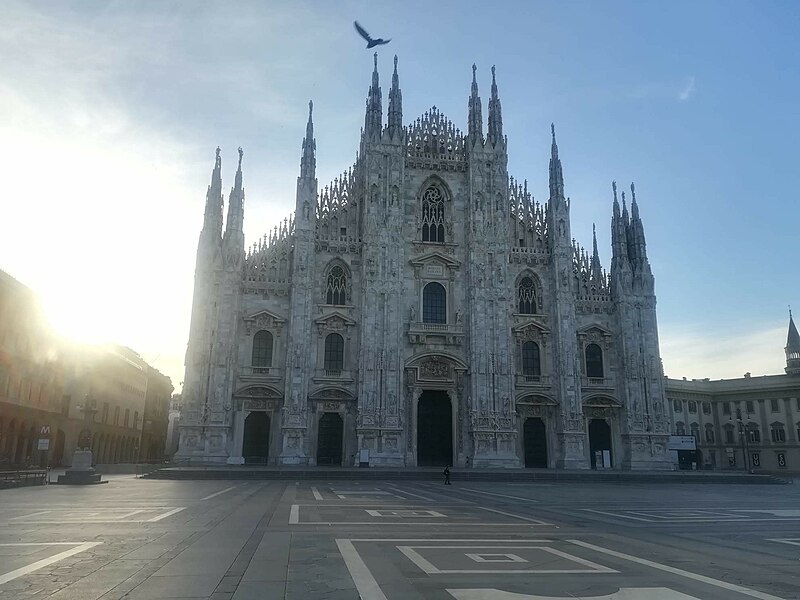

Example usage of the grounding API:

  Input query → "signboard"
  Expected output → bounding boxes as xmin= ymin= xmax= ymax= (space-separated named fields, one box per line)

xmin=751 ymin=453 xmax=760 ymax=467
xmin=37 ymin=438 xmax=50 ymax=451
xmin=40 ymin=425 xmax=51 ymax=436
xmin=777 ymin=453 xmax=787 ymax=468
xmin=667 ymin=435 xmax=696 ymax=451
xmin=358 ymin=448 xmax=370 ymax=467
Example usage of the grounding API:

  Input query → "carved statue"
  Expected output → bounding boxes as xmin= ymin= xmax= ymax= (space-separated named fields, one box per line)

xmin=455 ymin=309 xmax=463 ymax=324
xmin=410 ymin=305 xmax=416 ymax=322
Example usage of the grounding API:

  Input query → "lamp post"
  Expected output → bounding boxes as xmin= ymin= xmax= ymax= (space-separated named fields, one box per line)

xmin=735 ymin=408 xmax=752 ymax=473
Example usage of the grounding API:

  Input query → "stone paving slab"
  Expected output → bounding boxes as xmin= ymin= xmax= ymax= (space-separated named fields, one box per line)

xmin=1 ymin=477 xmax=799 ymax=599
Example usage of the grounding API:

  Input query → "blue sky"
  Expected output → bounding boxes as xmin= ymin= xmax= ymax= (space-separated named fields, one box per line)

xmin=1 ymin=0 xmax=797 ymax=388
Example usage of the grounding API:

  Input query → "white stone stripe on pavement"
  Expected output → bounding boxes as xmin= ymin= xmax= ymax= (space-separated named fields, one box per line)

xmin=0 ymin=542 xmax=102 ymax=586
xmin=568 ymin=539 xmax=786 ymax=600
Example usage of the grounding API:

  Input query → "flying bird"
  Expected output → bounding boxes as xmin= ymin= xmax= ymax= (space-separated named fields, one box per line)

xmin=354 ymin=21 xmax=391 ymax=48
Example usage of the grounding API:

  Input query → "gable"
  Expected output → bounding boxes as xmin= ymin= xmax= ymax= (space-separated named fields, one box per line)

xmin=409 ymin=251 xmax=461 ymax=269
xmin=577 ymin=324 xmax=613 ymax=337
xmin=314 ymin=311 xmax=357 ymax=328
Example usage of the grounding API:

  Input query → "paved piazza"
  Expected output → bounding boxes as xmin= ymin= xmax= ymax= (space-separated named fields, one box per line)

xmin=1 ymin=477 xmax=800 ymax=599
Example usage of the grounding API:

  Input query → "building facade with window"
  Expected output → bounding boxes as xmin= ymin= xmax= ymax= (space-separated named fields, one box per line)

xmin=177 ymin=57 xmax=672 ymax=469
xmin=665 ymin=313 xmax=800 ymax=472
xmin=0 ymin=269 xmax=171 ymax=467
xmin=0 ymin=269 xmax=68 ymax=467
xmin=139 ymin=366 xmax=174 ymax=462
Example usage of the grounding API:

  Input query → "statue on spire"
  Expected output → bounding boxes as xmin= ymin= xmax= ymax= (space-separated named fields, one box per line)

xmin=387 ymin=54 xmax=403 ymax=138
xmin=468 ymin=63 xmax=483 ymax=140
xmin=549 ymin=124 xmax=564 ymax=200
xmin=487 ymin=65 xmax=503 ymax=145
xmin=300 ymin=99 xmax=316 ymax=179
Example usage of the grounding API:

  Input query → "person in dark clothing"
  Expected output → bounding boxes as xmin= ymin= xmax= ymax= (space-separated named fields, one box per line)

xmin=443 ymin=465 xmax=451 ymax=485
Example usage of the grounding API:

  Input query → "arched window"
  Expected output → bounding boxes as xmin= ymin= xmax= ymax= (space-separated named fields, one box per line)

xmin=585 ymin=344 xmax=604 ymax=378
xmin=422 ymin=282 xmax=446 ymax=324
xmin=324 ymin=333 xmax=344 ymax=372
xmin=724 ymin=424 xmax=735 ymax=444
xmin=705 ymin=424 xmax=715 ymax=443
xmin=252 ymin=331 xmax=273 ymax=368
xmin=521 ymin=341 xmax=541 ymax=379
xmin=421 ymin=185 xmax=445 ymax=243
xmin=325 ymin=265 xmax=347 ymax=305
xmin=770 ymin=422 xmax=786 ymax=443
xmin=675 ymin=421 xmax=685 ymax=436
xmin=518 ymin=277 xmax=537 ymax=314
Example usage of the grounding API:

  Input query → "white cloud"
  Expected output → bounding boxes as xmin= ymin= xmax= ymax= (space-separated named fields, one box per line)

xmin=677 ymin=76 xmax=696 ymax=101
xmin=660 ymin=323 xmax=786 ymax=380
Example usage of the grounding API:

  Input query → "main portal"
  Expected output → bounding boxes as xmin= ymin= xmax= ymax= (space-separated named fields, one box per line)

xmin=417 ymin=390 xmax=453 ymax=466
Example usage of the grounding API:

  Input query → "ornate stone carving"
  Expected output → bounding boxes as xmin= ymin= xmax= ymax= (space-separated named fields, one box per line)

xmin=239 ymin=386 xmax=281 ymax=398
xmin=419 ymin=358 xmax=449 ymax=379
xmin=243 ymin=399 xmax=278 ymax=411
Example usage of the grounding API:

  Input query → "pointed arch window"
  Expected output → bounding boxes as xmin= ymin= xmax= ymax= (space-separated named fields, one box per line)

xmin=585 ymin=343 xmax=604 ymax=379
xmin=325 ymin=265 xmax=347 ymax=305
xmin=252 ymin=331 xmax=273 ymax=368
xmin=521 ymin=341 xmax=541 ymax=379
xmin=324 ymin=333 xmax=344 ymax=372
xmin=421 ymin=185 xmax=445 ymax=243
xmin=518 ymin=277 xmax=537 ymax=314
xmin=422 ymin=282 xmax=446 ymax=324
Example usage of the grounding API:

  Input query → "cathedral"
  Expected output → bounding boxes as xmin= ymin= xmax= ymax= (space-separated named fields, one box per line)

xmin=176 ymin=55 xmax=673 ymax=469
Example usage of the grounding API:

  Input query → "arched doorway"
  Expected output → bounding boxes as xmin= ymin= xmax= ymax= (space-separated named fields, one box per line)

xmin=588 ymin=419 xmax=612 ymax=469
xmin=53 ymin=430 xmax=66 ymax=465
xmin=242 ymin=412 xmax=270 ymax=464
xmin=523 ymin=418 xmax=548 ymax=468
xmin=417 ymin=390 xmax=452 ymax=466
xmin=316 ymin=412 xmax=343 ymax=466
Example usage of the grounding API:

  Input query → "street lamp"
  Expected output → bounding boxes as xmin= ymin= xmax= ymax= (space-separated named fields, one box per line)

xmin=734 ymin=408 xmax=754 ymax=473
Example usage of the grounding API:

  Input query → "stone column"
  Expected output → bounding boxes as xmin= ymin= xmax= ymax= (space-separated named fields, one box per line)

xmin=226 ymin=409 xmax=246 ymax=465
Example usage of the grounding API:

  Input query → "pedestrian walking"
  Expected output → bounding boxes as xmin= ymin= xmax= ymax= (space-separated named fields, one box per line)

xmin=443 ymin=465 xmax=451 ymax=485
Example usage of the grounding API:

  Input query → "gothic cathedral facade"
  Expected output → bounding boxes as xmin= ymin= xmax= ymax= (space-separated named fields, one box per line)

xmin=176 ymin=56 xmax=673 ymax=469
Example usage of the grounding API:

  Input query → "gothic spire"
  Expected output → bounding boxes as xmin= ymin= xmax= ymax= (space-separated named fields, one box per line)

xmin=468 ymin=64 xmax=483 ymax=141
xmin=300 ymin=100 xmax=316 ymax=180
xmin=788 ymin=309 xmax=800 ymax=352
xmin=786 ymin=308 xmax=800 ymax=376
xmin=611 ymin=181 xmax=628 ymax=264
xmin=387 ymin=55 xmax=403 ymax=138
xmin=487 ymin=65 xmax=503 ymax=146
xmin=621 ymin=190 xmax=629 ymax=224
xmin=203 ymin=146 xmax=224 ymax=235
xmin=364 ymin=52 xmax=382 ymax=137
xmin=629 ymin=181 xmax=648 ymax=262
xmin=591 ymin=223 xmax=602 ymax=277
xmin=225 ymin=147 xmax=244 ymax=235
xmin=548 ymin=124 xmax=565 ymax=200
